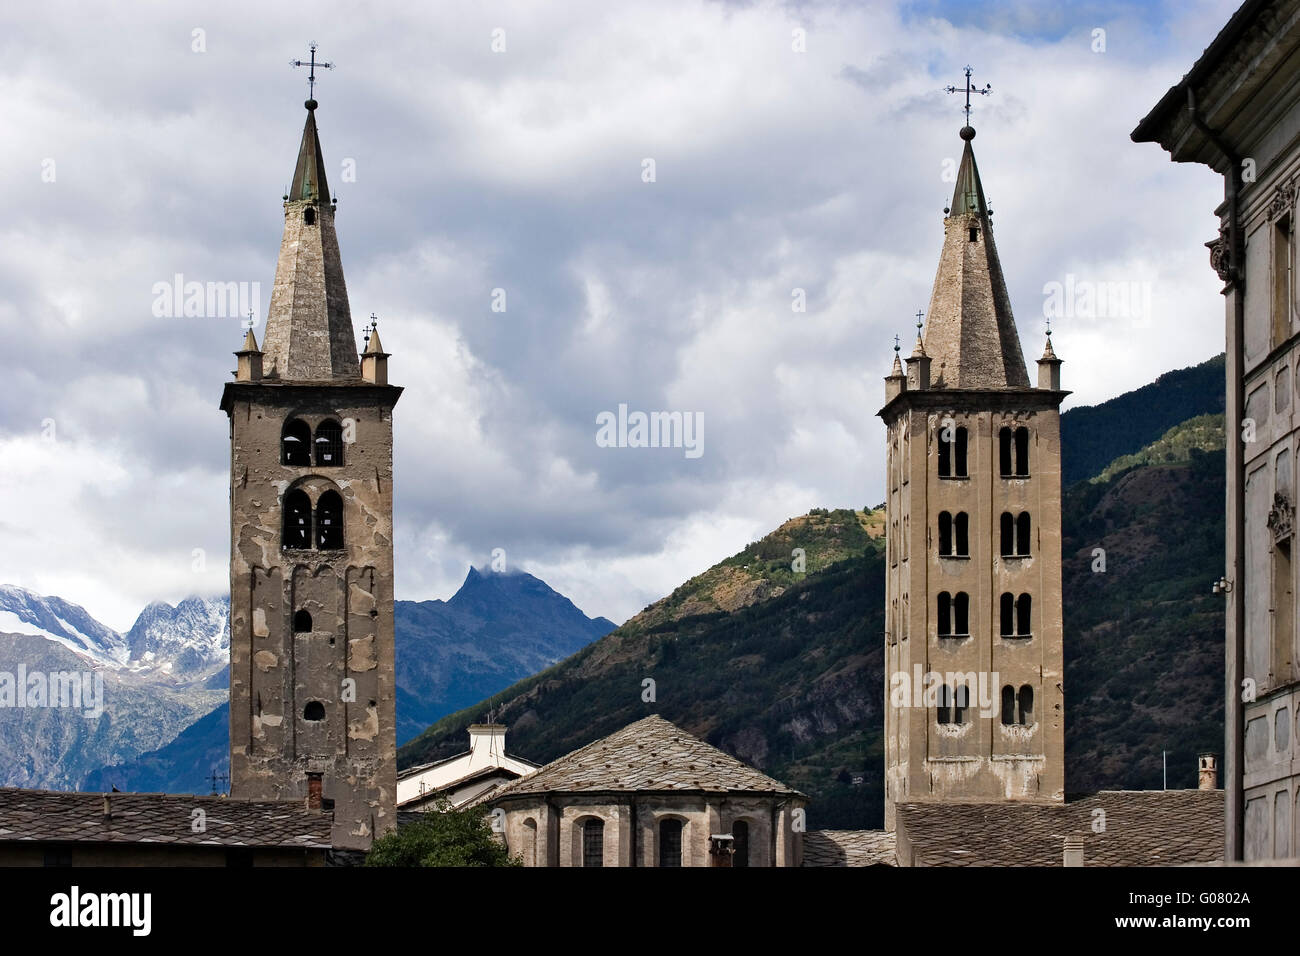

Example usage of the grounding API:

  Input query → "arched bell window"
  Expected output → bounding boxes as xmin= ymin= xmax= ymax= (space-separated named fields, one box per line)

xmin=316 ymin=490 xmax=344 ymax=549
xmin=314 ymin=420 xmax=344 ymax=467
xmin=293 ymin=610 xmax=313 ymax=633
xmin=282 ymin=490 xmax=312 ymax=549
xmin=281 ymin=419 xmax=312 ymax=466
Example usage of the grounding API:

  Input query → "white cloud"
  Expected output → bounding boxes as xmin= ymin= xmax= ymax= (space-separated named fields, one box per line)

xmin=0 ymin=0 xmax=1239 ymax=628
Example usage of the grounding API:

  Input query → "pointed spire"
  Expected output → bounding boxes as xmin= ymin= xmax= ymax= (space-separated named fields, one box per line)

xmin=260 ymin=99 xmax=361 ymax=382
xmin=361 ymin=315 xmax=390 ymax=385
xmin=364 ymin=323 xmax=385 ymax=355
xmin=920 ymin=127 xmax=1029 ymax=389
xmin=235 ymin=325 xmax=263 ymax=382
xmin=1037 ymin=320 xmax=1062 ymax=390
xmin=290 ymin=101 xmax=331 ymax=203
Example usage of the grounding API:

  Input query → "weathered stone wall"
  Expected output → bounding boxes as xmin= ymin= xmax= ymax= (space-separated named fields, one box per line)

xmin=883 ymin=389 xmax=1066 ymax=827
xmin=224 ymin=381 xmax=401 ymax=851
xmin=497 ymin=793 xmax=804 ymax=867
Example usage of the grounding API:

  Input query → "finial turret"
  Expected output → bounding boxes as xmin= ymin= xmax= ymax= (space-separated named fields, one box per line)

xmin=1037 ymin=319 xmax=1062 ymax=390
xmin=361 ymin=313 xmax=390 ymax=385
xmin=905 ymin=309 xmax=932 ymax=390
xmin=235 ymin=322 xmax=263 ymax=382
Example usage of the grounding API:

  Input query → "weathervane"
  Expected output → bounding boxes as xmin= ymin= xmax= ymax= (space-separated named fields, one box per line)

xmin=945 ymin=65 xmax=991 ymax=127
xmin=291 ymin=42 xmax=334 ymax=103
xmin=894 ymin=334 xmax=900 ymax=354
xmin=364 ymin=313 xmax=378 ymax=348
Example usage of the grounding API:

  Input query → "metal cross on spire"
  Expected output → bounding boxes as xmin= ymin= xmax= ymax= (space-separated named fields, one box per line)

xmin=915 ymin=309 xmax=925 ymax=331
xmin=945 ymin=65 xmax=991 ymax=126
xmin=291 ymin=42 xmax=334 ymax=102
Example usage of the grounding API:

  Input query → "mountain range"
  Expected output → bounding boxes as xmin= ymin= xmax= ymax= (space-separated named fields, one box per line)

xmin=0 ymin=589 xmax=228 ymax=788
xmin=4 ymin=353 xmax=1230 ymax=821
xmin=78 ymin=567 xmax=614 ymax=792
xmin=398 ymin=354 xmax=1230 ymax=828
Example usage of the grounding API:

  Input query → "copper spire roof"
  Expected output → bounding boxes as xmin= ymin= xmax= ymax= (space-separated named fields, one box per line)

xmin=259 ymin=100 xmax=361 ymax=381
xmin=920 ymin=127 xmax=1030 ymax=389
xmin=289 ymin=102 xmax=331 ymax=203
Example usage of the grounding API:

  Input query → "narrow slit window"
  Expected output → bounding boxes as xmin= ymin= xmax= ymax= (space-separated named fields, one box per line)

xmin=1016 ymin=512 xmax=1031 ymax=556
xmin=955 ymin=512 xmax=969 ymax=556
xmin=953 ymin=682 xmax=970 ymax=725
xmin=1016 ymin=594 xmax=1032 ymax=636
xmin=1014 ymin=427 xmax=1030 ymax=476
xmin=1000 ymin=593 xmax=1014 ymax=637
xmin=938 ymin=592 xmax=953 ymax=637
xmin=1018 ymin=685 xmax=1034 ymax=725
xmin=953 ymin=592 xmax=969 ymax=635
xmin=938 ymin=512 xmax=954 ymax=556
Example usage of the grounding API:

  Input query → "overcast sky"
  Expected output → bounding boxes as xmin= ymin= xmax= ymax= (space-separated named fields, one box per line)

xmin=0 ymin=0 xmax=1235 ymax=631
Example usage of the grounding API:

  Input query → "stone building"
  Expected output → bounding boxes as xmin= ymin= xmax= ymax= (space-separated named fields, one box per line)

xmin=220 ymin=93 xmax=402 ymax=852
xmin=397 ymin=724 xmax=538 ymax=811
xmin=486 ymin=715 xmax=806 ymax=867
xmin=1132 ymin=0 xmax=1300 ymax=862
xmin=878 ymin=121 xmax=1067 ymax=828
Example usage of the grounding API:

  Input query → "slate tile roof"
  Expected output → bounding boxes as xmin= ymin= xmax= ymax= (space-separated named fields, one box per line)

xmin=0 ymin=788 xmax=332 ymax=848
xmin=895 ymin=790 xmax=1224 ymax=866
xmin=803 ymin=829 xmax=897 ymax=867
xmin=489 ymin=715 xmax=805 ymax=799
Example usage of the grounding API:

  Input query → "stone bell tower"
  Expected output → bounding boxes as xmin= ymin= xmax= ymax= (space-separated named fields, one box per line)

xmin=879 ymin=122 xmax=1067 ymax=829
xmin=220 ymin=92 xmax=401 ymax=851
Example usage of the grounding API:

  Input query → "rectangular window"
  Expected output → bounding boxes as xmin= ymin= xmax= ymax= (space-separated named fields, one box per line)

xmin=1273 ymin=538 xmax=1295 ymax=689
xmin=1274 ymin=214 xmax=1292 ymax=349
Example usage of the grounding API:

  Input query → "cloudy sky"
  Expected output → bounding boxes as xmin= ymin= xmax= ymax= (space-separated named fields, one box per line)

xmin=0 ymin=0 xmax=1234 ymax=631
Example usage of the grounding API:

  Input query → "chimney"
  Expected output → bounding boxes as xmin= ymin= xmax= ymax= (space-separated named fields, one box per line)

xmin=307 ymin=773 xmax=323 ymax=811
xmin=1063 ymin=838 xmax=1084 ymax=867
xmin=468 ymin=723 xmax=507 ymax=769
xmin=102 ymin=794 xmax=112 ymax=819
xmin=1198 ymin=753 xmax=1218 ymax=790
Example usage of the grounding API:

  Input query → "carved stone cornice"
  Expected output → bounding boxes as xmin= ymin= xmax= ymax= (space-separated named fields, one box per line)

xmin=1206 ymin=225 xmax=1232 ymax=283
xmin=1267 ymin=177 xmax=1297 ymax=222
xmin=1268 ymin=492 xmax=1294 ymax=543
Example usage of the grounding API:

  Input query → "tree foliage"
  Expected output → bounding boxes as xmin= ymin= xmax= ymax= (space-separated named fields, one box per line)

xmin=365 ymin=801 xmax=521 ymax=867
